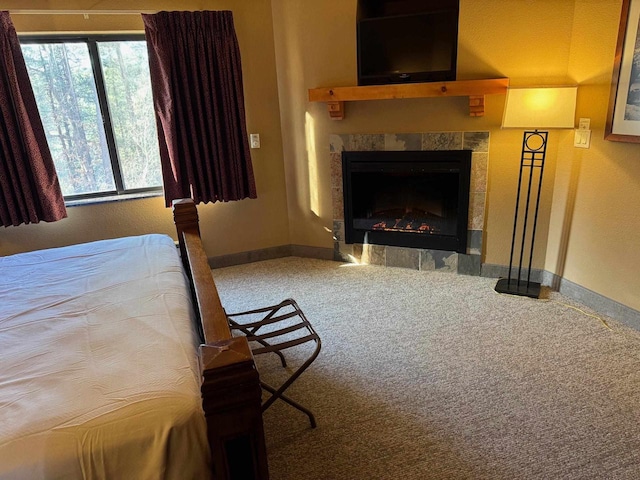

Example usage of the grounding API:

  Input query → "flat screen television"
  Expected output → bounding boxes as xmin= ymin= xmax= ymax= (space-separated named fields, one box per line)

xmin=357 ymin=8 xmax=458 ymax=86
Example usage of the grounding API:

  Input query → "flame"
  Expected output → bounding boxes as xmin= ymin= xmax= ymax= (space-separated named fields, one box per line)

xmin=370 ymin=220 xmax=438 ymax=234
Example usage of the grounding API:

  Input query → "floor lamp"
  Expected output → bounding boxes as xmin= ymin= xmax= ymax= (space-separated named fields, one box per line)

xmin=495 ymin=86 xmax=577 ymax=298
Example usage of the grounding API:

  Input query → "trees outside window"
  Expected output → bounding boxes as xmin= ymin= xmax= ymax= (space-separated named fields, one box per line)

xmin=21 ymin=36 xmax=162 ymax=199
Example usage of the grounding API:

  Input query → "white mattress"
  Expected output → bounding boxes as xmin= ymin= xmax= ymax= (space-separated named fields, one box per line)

xmin=0 ymin=235 xmax=210 ymax=479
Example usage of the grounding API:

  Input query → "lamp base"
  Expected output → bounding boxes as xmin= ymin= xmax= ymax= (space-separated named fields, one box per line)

xmin=495 ymin=278 xmax=541 ymax=299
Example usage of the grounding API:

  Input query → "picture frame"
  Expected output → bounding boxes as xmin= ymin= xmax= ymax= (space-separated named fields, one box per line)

xmin=605 ymin=0 xmax=640 ymax=143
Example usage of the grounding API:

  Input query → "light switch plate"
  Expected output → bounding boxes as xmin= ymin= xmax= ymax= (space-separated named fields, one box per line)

xmin=250 ymin=133 xmax=260 ymax=149
xmin=574 ymin=129 xmax=591 ymax=149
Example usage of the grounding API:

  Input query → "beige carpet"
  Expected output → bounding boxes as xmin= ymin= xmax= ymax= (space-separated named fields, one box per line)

xmin=213 ymin=257 xmax=640 ymax=480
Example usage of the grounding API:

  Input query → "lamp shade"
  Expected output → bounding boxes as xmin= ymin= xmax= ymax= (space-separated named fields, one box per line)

xmin=502 ymin=86 xmax=577 ymax=129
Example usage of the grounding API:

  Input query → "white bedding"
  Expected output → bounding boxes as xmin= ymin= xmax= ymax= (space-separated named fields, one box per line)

xmin=0 ymin=235 xmax=210 ymax=479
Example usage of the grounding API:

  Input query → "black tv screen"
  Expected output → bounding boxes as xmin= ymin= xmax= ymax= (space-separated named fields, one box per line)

xmin=357 ymin=9 xmax=458 ymax=86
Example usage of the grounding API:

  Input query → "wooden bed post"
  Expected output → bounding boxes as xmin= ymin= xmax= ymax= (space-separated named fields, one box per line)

xmin=200 ymin=342 xmax=269 ymax=479
xmin=172 ymin=199 xmax=269 ymax=480
xmin=172 ymin=198 xmax=200 ymax=263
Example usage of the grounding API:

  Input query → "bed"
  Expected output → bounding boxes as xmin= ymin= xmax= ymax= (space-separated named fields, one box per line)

xmin=0 ymin=199 xmax=268 ymax=480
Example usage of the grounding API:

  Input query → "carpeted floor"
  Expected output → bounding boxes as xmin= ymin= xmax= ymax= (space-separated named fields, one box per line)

xmin=213 ymin=257 xmax=640 ymax=480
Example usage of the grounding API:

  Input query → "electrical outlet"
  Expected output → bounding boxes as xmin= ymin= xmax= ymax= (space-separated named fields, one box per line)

xmin=250 ymin=133 xmax=260 ymax=149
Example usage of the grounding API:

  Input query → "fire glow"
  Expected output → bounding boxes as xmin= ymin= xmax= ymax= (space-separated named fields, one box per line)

xmin=372 ymin=218 xmax=439 ymax=234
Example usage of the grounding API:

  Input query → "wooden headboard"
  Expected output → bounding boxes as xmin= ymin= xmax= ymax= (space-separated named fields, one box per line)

xmin=172 ymin=199 xmax=269 ymax=480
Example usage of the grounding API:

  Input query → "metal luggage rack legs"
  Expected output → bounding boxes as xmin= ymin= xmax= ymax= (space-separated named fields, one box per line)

xmin=226 ymin=299 xmax=321 ymax=428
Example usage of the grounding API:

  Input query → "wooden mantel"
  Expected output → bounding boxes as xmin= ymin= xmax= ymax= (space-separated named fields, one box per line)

xmin=308 ymin=78 xmax=509 ymax=120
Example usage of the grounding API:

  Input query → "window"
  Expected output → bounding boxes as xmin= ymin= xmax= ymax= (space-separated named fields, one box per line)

xmin=21 ymin=35 xmax=162 ymax=200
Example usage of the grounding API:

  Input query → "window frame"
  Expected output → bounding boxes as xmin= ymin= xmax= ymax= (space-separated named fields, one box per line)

xmin=19 ymin=34 xmax=163 ymax=202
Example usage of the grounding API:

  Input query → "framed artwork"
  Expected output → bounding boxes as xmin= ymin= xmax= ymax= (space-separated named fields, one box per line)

xmin=606 ymin=0 xmax=640 ymax=142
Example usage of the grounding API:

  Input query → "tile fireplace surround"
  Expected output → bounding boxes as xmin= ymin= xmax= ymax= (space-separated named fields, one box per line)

xmin=330 ymin=131 xmax=489 ymax=275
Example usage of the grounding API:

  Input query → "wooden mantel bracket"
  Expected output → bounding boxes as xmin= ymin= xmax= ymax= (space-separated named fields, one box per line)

xmin=308 ymin=78 xmax=509 ymax=120
xmin=327 ymin=101 xmax=345 ymax=120
xmin=468 ymin=95 xmax=485 ymax=117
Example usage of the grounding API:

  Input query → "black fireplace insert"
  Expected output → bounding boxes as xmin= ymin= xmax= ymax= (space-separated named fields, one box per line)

xmin=342 ymin=150 xmax=471 ymax=253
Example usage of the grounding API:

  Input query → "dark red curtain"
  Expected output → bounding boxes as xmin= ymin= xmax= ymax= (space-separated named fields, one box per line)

xmin=0 ymin=12 xmax=66 ymax=227
xmin=142 ymin=11 xmax=257 ymax=207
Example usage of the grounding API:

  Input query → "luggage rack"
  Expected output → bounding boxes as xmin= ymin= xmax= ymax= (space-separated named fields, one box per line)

xmin=226 ymin=298 xmax=321 ymax=427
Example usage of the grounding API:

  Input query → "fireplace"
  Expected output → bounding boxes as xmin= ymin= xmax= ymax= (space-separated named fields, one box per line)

xmin=342 ymin=150 xmax=471 ymax=253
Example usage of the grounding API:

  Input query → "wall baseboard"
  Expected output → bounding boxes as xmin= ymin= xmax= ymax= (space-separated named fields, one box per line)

xmin=291 ymin=244 xmax=335 ymax=260
xmin=208 ymin=244 xmax=334 ymax=269
xmin=210 ymin=252 xmax=640 ymax=331
xmin=208 ymin=245 xmax=292 ymax=269
xmin=546 ymin=274 xmax=640 ymax=331
xmin=482 ymin=263 xmax=640 ymax=331
xmin=481 ymin=263 xmax=544 ymax=282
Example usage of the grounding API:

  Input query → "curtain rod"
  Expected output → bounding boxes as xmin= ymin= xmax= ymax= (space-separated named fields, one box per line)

xmin=8 ymin=10 xmax=157 ymax=16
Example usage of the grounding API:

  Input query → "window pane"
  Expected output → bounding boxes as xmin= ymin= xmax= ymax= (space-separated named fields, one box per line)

xmin=21 ymin=42 xmax=116 ymax=196
xmin=98 ymin=41 xmax=162 ymax=190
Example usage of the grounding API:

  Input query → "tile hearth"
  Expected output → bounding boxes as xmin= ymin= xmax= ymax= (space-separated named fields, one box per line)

xmin=330 ymin=131 xmax=489 ymax=275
